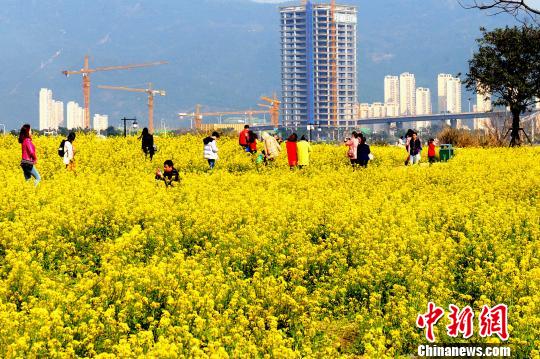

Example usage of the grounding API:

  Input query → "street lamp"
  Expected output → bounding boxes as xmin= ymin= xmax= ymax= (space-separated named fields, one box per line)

xmin=121 ymin=117 xmax=138 ymax=137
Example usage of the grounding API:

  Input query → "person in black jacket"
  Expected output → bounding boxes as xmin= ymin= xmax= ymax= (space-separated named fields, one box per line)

xmin=139 ymin=127 xmax=155 ymax=160
xmin=357 ymin=135 xmax=371 ymax=168
xmin=155 ymin=160 xmax=179 ymax=187
xmin=409 ymin=132 xmax=422 ymax=165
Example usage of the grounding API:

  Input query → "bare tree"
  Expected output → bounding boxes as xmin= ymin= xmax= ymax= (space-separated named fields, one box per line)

xmin=459 ymin=0 xmax=540 ymax=23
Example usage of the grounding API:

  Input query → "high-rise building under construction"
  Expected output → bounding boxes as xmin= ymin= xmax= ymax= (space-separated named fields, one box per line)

xmin=280 ymin=1 xmax=357 ymax=128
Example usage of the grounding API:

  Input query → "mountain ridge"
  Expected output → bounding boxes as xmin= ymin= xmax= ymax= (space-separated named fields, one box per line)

xmin=0 ymin=0 xmax=515 ymax=129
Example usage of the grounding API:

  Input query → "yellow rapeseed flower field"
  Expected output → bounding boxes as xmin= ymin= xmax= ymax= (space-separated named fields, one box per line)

xmin=0 ymin=134 xmax=539 ymax=358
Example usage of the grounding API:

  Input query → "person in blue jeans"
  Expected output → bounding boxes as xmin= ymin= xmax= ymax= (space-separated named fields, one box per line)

xmin=203 ymin=131 xmax=220 ymax=169
xmin=18 ymin=124 xmax=41 ymax=186
xmin=409 ymin=132 xmax=422 ymax=165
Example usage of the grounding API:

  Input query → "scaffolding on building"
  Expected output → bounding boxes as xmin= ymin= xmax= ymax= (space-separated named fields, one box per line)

xmin=280 ymin=1 xmax=357 ymax=129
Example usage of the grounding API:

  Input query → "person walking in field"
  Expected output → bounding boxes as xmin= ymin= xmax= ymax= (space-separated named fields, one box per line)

xmin=203 ymin=131 xmax=220 ymax=170
xmin=63 ymin=132 xmax=76 ymax=172
xmin=344 ymin=131 xmax=359 ymax=167
xmin=357 ymin=135 xmax=371 ymax=168
xmin=428 ymin=138 xmax=436 ymax=164
xmin=409 ymin=132 xmax=422 ymax=165
xmin=18 ymin=124 xmax=41 ymax=186
xmin=286 ymin=133 xmax=298 ymax=169
xmin=138 ymin=127 xmax=155 ymax=161
xmin=155 ymin=159 xmax=179 ymax=187
xmin=239 ymin=125 xmax=250 ymax=151
xmin=297 ymin=135 xmax=311 ymax=169
xmin=262 ymin=132 xmax=281 ymax=164
xmin=404 ymin=129 xmax=414 ymax=165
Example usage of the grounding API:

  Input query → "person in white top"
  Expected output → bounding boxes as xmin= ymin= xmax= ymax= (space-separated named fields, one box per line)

xmin=203 ymin=131 xmax=219 ymax=169
xmin=64 ymin=132 xmax=76 ymax=171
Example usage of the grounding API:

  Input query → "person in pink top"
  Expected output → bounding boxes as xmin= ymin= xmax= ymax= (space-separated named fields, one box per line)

xmin=18 ymin=124 xmax=41 ymax=185
xmin=345 ymin=131 xmax=360 ymax=167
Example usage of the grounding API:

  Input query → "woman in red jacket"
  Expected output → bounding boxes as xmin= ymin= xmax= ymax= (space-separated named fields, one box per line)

xmin=286 ymin=133 xmax=298 ymax=169
xmin=247 ymin=130 xmax=258 ymax=154
xmin=428 ymin=138 xmax=436 ymax=164
xmin=18 ymin=124 xmax=41 ymax=185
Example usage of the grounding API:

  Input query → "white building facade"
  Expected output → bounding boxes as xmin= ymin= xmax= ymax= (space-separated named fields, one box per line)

xmin=399 ymin=72 xmax=416 ymax=116
xmin=369 ymin=102 xmax=385 ymax=118
xmin=67 ymin=101 xmax=85 ymax=130
xmin=415 ymin=87 xmax=432 ymax=129
xmin=384 ymin=75 xmax=399 ymax=105
xmin=437 ymin=74 xmax=452 ymax=113
xmin=93 ymin=114 xmax=109 ymax=132
xmin=359 ymin=103 xmax=370 ymax=119
xmin=39 ymin=88 xmax=64 ymax=130
xmin=52 ymin=100 xmax=64 ymax=129
xmin=438 ymin=74 xmax=462 ymax=114
xmin=446 ymin=78 xmax=462 ymax=114
xmin=39 ymin=88 xmax=53 ymax=130
xmin=474 ymin=91 xmax=492 ymax=130
xmin=385 ymin=103 xmax=399 ymax=117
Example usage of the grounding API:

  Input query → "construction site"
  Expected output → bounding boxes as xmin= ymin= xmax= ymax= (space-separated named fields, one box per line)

xmin=54 ymin=0 xmax=539 ymax=140
xmin=54 ymin=1 xmax=350 ymax=135
xmin=189 ymin=0 xmax=357 ymax=133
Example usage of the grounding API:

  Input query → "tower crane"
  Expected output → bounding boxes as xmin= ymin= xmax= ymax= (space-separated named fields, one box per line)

xmin=193 ymin=108 xmax=268 ymax=129
xmin=179 ymin=106 xmax=269 ymax=129
xmin=97 ymin=83 xmax=166 ymax=133
xmin=62 ymin=55 xmax=167 ymax=128
xmin=258 ymin=93 xmax=281 ymax=127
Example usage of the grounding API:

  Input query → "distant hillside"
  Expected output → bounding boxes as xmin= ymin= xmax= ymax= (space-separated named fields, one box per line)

xmin=0 ymin=0 xmax=515 ymax=129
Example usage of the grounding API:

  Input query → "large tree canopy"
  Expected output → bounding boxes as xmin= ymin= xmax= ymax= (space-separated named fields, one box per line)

xmin=464 ymin=26 xmax=540 ymax=146
xmin=459 ymin=0 xmax=540 ymax=23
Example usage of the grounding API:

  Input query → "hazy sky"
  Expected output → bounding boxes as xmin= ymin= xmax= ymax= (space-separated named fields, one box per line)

xmin=0 ymin=0 xmax=530 ymax=130
xmin=253 ymin=0 xmax=540 ymax=5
